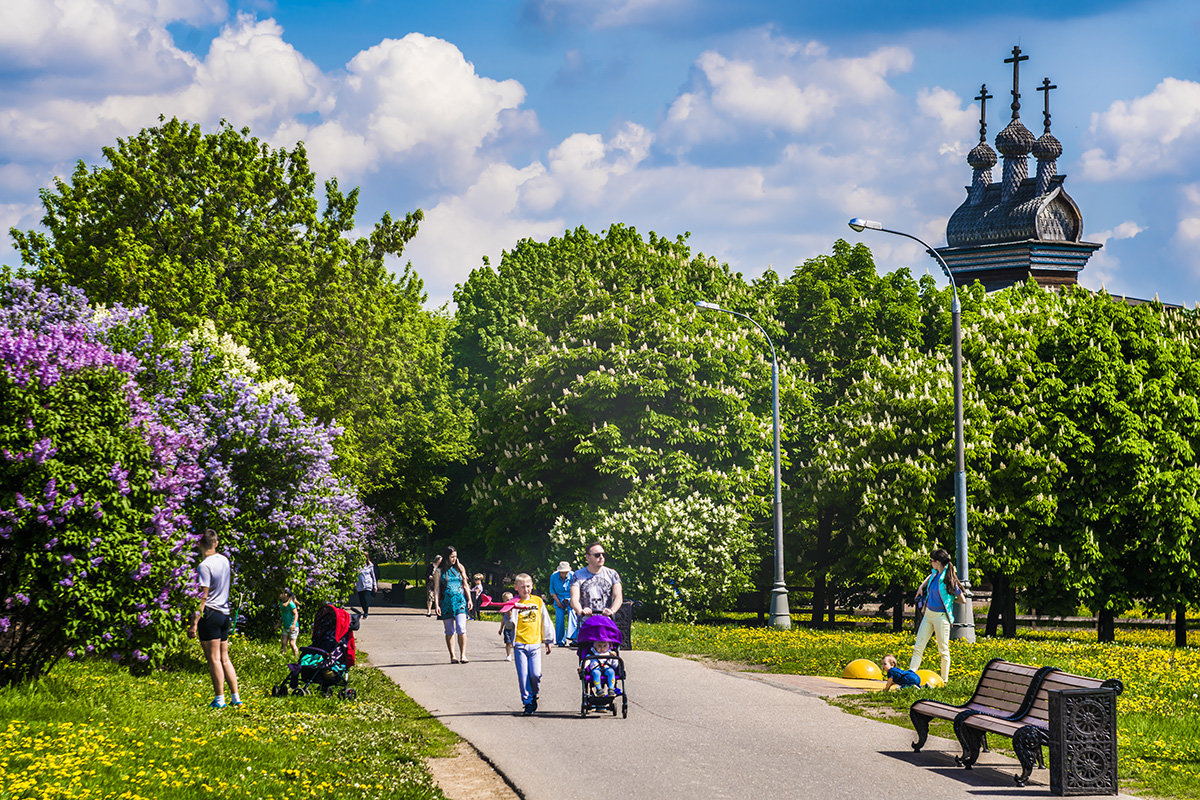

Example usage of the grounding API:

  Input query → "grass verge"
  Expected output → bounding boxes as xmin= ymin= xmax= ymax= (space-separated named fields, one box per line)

xmin=634 ymin=620 xmax=1200 ymax=799
xmin=0 ymin=635 xmax=457 ymax=799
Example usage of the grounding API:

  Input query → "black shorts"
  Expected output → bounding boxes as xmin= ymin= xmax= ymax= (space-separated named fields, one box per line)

xmin=197 ymin=607 xmax=231 ymax=642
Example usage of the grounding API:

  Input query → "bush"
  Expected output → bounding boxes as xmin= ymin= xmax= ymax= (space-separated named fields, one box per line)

xmin=1 ymin=280 xmax=373 ymax=676
xmin=549 ymin=485 xmax=757 ymax=621
xmin=0 ymin=323 xmax=203 ymax=684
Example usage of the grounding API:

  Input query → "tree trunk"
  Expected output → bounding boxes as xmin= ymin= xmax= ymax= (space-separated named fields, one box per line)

xmin=985 ymin=574 xmax=1018 ymax=638
xmin=1176 ymin=602 xmax=1188 ymax=648
xmin=1001 ymin=579 xmax=1017 ymax=638
xmin=985 ymin=573 xmax=1001 ymax=638
xmin=1097 ymin=606 xmax=1115 ymax=643
xmin=891 ymin=586 xmax=904 ymax=633
xmin=827 ymin=593 xmax=836 ymax=627
xmin=811 ymin=509 xmax=830 ymax=628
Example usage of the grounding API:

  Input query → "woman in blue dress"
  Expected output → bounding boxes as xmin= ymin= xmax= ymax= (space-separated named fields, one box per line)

xmin=433 ymin=546 xmax=474 ymax=663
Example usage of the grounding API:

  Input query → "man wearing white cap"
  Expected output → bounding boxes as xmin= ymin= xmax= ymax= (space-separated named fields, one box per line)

xmin=548 ymin=560 xmax=576 ymax=645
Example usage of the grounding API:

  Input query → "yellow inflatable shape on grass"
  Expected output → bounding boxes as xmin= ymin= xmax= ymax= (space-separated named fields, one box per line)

xmin=842 ymin=658 xmax=883 ymax=680
xmin=916 ymin=669 xmax=944 ymax=688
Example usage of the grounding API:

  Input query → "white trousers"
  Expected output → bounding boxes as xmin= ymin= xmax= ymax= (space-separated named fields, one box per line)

xmin=909 ymin=611 xmax=951 ymax=682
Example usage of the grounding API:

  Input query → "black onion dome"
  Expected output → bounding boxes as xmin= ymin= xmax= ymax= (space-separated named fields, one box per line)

xmin=995 ymin=118 xmax=1035 ymax=155
xmin=968 ymin=141 xmax=998 ymax=169
xmin=1032 ymin=132 xmax=1062 ymax=161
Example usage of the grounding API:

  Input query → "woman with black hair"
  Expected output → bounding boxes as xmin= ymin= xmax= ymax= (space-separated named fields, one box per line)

xmin=908 ymin=548 xmax=962 ymax=683
xmin=433 ymin=546 xmax=473 ymax=663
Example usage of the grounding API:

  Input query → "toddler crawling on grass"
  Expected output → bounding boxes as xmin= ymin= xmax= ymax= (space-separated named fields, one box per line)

xmin=881 ymin=653 xmax=922 ymax=690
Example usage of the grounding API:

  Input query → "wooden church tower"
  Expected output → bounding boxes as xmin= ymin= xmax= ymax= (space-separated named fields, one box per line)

xmin=936 ymin=46 xmax=1101 ymax=291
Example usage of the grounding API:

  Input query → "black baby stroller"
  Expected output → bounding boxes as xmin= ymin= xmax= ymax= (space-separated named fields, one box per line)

xmin=273 ymin=603 xmax=359 ymax=699
xmin=576 ymin=615 xmax=627 ymax=718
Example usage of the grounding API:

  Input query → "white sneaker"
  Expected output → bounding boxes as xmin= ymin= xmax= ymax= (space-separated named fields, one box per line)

xmin=505 ymin=655 xmax=513 ymax=661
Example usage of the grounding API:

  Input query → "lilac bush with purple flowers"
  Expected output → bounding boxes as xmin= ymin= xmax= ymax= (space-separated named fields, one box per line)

xmin=1 ymin=280 xmax=369 ymax=681
xmin=0 ymin=319 xmax=203 ymax=684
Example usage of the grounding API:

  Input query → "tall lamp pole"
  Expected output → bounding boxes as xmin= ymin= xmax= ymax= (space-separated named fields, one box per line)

xmin=695 ymin=301 xmax=791 ymax=630
xmin=846 ymin=219 xmax=975 ymax=642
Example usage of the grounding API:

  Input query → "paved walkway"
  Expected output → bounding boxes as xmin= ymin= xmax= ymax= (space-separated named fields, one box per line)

xmin=356 ymin=606 xmax=1137 ymax=800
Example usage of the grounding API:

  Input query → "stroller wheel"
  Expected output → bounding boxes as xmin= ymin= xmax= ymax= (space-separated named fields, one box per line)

xmin=293 ymin=686 xmax=309 ymax=696
xmin=272 ymin=683 xmax=287 ymax=697
xmin=622 ymin=696 xmax=628 ymax=718
xmin=580 ymin=699 xmax=588 ymax=718
xmin=343 ymin=688 xmax=357 ymax=700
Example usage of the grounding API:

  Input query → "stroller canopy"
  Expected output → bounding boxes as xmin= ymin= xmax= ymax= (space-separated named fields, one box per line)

xmin=312 ymin=603 xmax=357 ymax=666
xmin=576 ymin=614 xmax=622 ymax=644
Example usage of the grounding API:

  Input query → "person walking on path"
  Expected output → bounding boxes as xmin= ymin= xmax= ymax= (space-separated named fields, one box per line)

xmin=570 ymin=541 xmax=622 ymax=621
xmin=909 ymin=548 xmax=962 ymax=683
xmin=354 ymin=555 xmax=378 ymax=617
xmin=548 ymin=561 xmax=575 ymax=645
xmin=189 ymin=529 xmax=242 ymax=709
xmin=469 ymin=573 xmax=485 ymax=620
xmin=425 ymin=555 xmax=442 ymax=616
xmin=434 ymin=546 xmax=473 ymax=663
xmin=497 ymin=591 xmax=516 ymax=660
xmin=510 ymin=573 xmax=552 ymax=715
xmin=278 ymin=589 xmax=300 ymax=659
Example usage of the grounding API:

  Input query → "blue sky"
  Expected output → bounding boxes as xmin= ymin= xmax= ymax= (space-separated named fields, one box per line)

xmin=3 ymin=0 xmax=1200 ymax=308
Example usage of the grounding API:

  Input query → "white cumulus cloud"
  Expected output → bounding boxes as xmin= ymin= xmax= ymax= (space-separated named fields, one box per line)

xmin=1079 ymin=77 xmax=1200 ymax=181
xmin=0 ymin=0 xmax=221 ymax=94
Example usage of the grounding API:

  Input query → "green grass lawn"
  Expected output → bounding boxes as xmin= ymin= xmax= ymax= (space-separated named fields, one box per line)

xmin=4 ymin=617 xmax=1196 ymax=798
xmin=634 ymin=620 xmax=1200 ymax=799
xmin=0 ymin=635 xmax=456 ymax=799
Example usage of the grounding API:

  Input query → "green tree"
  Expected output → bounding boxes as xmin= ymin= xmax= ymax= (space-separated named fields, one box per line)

xmin=549 ymin=485 xmax=755 ymax=621
xmin=11 ymin=117 xmax=472 ymax=531
xmin=772 ymin=241 xmax=932 ymax=625
xmin=449 ymin=225 xmax=807 ymax=581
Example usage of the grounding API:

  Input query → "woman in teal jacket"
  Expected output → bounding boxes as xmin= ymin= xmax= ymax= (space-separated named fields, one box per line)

xmin=908 ymin=548 xmax=962 ymax=683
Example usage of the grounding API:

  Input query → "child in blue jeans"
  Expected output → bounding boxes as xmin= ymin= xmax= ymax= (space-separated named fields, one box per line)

xmin=581 ymin=639 xmax=619 ymax=696
xmin=881 ymin=653 xmax=922 ymax=689
xmin=497 ymin=591 xmax=516 ymax=661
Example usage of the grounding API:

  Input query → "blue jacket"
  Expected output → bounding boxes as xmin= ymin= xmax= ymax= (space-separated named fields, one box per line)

xmin=923 ymin=567 xmax=957 ymax=624
xmin=548 ymin=570 xmax=574 ymax=608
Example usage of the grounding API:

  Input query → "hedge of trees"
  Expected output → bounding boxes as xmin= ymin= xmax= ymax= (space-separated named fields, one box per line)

xmin=446 ymin=232 xmax=1200 ymax=641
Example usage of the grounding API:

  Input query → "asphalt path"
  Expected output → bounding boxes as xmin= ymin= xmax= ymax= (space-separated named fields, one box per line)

xmin=356 ymin=605 xmax=1138 ymax=800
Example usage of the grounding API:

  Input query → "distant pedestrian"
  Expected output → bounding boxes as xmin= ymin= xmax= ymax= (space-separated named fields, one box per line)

xmin=510 ymin=573 xmax=551 ymax=715
xmin=548 ymin=561 xmax=575 ymax=645
xmin=425 ymin=555 xmax=442 ymax=616
xmin=354 ymin=555 xmax=378 ymax=617
xmin=470 ymin=573 xmax=485 ymax=620
xmin=909 ymin=548 xmax=962 ymax=684
xmin=434 ymin=546 xmax=473 ymax=663
xmin=189 ymin=529 xmax=241 ymax=709
xmin=278 ymin=588 xmax=300 ymax=659
xmin=570 ymin=541 xmax=623 ymax=621
xmin=498 ymin=590 xmax=516 ymax=661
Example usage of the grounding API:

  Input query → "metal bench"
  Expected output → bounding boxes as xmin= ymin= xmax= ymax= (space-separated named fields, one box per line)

xmin=909 ymin=658 xmax=1052 ymax=753
xmin=956 ymin=667 xmax=1123 ymax=792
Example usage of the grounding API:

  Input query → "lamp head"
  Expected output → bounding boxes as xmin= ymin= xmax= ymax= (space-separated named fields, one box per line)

xmin=694 ymin=300 xmax=721 ymax=310
xmin=848 ymin=218 xmax=882 ymax=233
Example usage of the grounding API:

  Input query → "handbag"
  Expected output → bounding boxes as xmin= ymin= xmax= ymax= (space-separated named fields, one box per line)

xmin=914 ymin=585 xmax=927 ymax=630
xmin=541 ymin=600 xmax=556 ymax=644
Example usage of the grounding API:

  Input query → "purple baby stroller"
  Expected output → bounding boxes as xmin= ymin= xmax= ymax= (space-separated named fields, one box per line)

xmin=576 ymin=615 xmax=627 ymax=718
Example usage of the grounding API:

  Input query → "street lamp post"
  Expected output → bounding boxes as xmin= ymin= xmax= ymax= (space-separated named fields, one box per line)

xmin=846 ymin=219 xmax=976 ymax=642
xmin=695 ymin=300 xmax=791 ymax=630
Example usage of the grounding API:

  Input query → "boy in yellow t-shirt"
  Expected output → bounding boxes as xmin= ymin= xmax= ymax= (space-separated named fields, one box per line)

xmin=510 ymin=573 xmax=551 ymax=715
